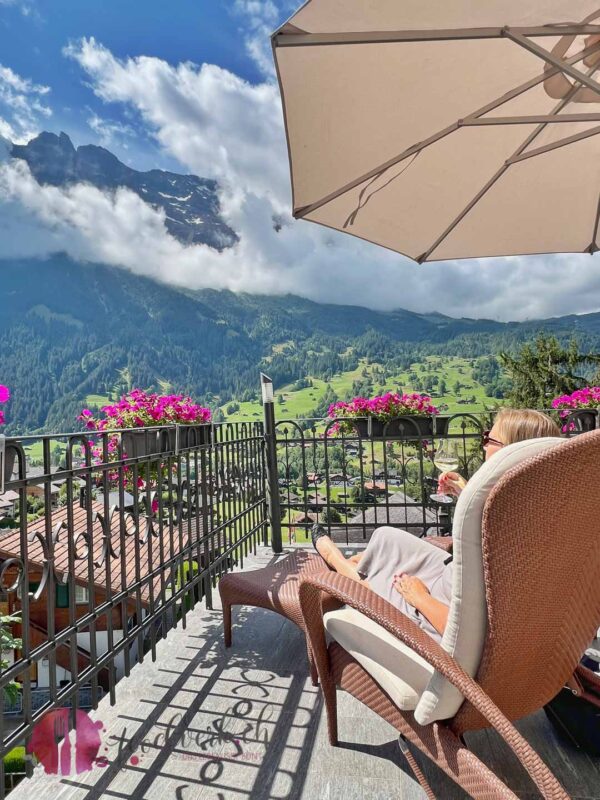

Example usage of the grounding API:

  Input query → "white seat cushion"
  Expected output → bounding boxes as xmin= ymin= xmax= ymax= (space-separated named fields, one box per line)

xmin=323 ymin=606 xmax=434 ymax=709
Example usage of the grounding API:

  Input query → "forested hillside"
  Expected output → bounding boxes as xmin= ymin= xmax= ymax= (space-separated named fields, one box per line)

xmin=2 ymin=255 xmax=600 ymax=434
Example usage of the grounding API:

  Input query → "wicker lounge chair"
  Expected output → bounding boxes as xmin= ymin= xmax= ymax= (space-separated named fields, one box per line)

xmin=298 ymin=431 xmax=600 ymax=799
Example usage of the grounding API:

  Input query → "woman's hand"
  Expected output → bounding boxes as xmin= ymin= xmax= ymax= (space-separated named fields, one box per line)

xmin=438 ymin=471 xmax=467 ymax=497
xmin=393 ymin=573 xmax=430 ymax=609
xmin=393 ymin=573 xmax=451 ymax=636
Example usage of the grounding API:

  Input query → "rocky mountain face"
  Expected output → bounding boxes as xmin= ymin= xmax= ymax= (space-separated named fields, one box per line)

xmin=11 ymin=132 xmax=238 ymax=250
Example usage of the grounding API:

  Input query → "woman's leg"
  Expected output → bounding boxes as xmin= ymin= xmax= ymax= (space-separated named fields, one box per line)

xmin=315 ymin=536 xmax=363 ymax=581
xmin=312 ymin=525 xmax=364 ymax=582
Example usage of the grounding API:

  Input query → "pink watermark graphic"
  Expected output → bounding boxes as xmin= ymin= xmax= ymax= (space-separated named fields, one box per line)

xmin=28 ymin=709 xmax=104 ymax=776
xmin=27 ymin=693 xmax=273 ymax=786
xmin=0 ymin=384 xmax=9 ymax=426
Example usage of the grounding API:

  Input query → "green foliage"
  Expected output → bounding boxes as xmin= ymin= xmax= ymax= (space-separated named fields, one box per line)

xmin=6 ymin=258 xmax=600 ymax=434
xmin=349 ymin=485 xmax=367 ymax=508
xmin=0 ymin=613 xmax=22 ymax=704
xmin=322 ymin=507 xmax=342 ymax=524
xmin=500 ymin=334 xmax=600 ymax=408
xmin=3 ymin=747 xmax=26 ymax=774
xmin=176 ymin=560 xmax=201 ymax=612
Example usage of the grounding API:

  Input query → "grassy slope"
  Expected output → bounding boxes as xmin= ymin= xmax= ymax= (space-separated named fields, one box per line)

xmin=221 ymin=355 xmax=499 ymax=423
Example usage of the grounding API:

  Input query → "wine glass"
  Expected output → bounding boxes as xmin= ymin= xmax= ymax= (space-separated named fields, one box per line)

xmin=431 ymin=439 xmax=459 ymax=503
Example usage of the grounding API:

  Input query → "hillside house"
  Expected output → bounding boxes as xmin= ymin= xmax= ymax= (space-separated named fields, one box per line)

xmin=0 ymin=499 xmax=204 ymax=696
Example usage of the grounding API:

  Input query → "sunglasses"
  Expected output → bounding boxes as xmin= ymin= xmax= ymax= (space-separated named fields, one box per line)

xmin=482 ymin=430 xmax=504 ymax=448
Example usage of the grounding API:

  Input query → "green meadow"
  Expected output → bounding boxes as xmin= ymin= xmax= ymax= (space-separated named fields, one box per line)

xmin=222 ymin=356 xmax=500 ymax=423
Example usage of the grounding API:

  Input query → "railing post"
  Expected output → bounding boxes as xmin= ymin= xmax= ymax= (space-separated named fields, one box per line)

xmin=261 ymin=374 xmax=283 ymax=553
xmin=0 ymin=434 xmax=5 ymax=494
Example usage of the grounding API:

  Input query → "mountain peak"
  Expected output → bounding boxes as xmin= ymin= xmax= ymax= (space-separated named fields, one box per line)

xmin=12 ymin=131 xmax=77 ymax=184
xmin=10 ymin=131 xmax=238 ymax=251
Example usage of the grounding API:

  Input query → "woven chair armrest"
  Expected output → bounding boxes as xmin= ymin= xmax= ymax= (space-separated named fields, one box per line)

xmin=422 ymin=536 xmax=453 ymax=552
xmin=299 ymin=572 xmax=569 ymax=800
xmin=576 ymin=663 xmax=600 ymax=702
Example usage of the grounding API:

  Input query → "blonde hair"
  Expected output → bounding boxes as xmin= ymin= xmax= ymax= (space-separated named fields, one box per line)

xmin=494 ymin=408 xmax=561 ymax=446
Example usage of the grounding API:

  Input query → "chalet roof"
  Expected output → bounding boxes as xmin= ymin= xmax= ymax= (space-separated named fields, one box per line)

xmin=363 ymin=481 xmax=387 ymax=492
xmin=0 ymin=500 xmax=205 ymax=606
xmin=26 ymin=466 xmax=68 ymax=485
xmin=0 ymin=490 xmax=19 ymax=503
xmin=290 ymin=511 xmax=317 ymax=524
xmin=349 ymin=491 xmax=436 ymax=536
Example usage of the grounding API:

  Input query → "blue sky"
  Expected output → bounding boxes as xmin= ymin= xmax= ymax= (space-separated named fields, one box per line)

xmin=0 ymin=0 xmax=290 ymax=168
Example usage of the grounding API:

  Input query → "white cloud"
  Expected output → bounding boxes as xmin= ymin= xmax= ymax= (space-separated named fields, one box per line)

xmin=0 ymin=63 xmax=50 ymax=143
xmin=87 ymin=112 xmax=135 ymax=148
xmin=0 ymin=36 xmax=598 ymax=322
xmin=63 ymin=37 xmax=289 ymax=203
xmin=233 ymin=1 xmax=280 ymax=79
xmin=0 ymin=0 xmax=30 ymax=9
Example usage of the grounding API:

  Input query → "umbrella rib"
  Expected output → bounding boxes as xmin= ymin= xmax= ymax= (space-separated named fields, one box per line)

xmin=464 ymin=113 xmax=600 ymax=125
xmin=503 ymin=29 xmax=600 ymax=98
xmin=274 ymin=26 xmax=600 ymax=47
xmin=293 ymin=40 xmax=600 ymax=220
xmin=590 ymin=194 xmax=600 ymax=254
xmin=508 ymin=125 xmax=600 ymax=165
xmin=419 ymin=60 xmax=600 ymax=263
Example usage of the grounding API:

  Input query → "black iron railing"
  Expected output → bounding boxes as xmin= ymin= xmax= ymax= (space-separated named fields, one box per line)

xmin=0 ymin=421 xmax=266 ymax=794
xmin=273 ymin=413 xmax=489 ymax=544
xmin=271 ymin=407 xmax=598 ymax=545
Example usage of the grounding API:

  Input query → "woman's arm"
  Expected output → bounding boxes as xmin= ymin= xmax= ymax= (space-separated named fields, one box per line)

xmin=393 ymin=574 xmax=449 ymax=636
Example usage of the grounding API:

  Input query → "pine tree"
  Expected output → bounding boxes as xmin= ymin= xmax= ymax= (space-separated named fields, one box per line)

xmin=500 ymin=334 xmax=600 ymax=408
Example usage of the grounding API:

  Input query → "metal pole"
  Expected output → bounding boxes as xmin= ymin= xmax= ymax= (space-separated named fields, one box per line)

xmin=261 ymin=374 xmax=283 ymax=554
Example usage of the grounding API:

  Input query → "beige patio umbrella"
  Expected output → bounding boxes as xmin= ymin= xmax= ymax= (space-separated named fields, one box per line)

xmin=272 ymin=2 xmax=600 ymax=262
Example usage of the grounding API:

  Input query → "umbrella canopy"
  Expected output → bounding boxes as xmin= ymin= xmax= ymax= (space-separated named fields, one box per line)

xmin=273 ymin=2 xmax=600 ymax=262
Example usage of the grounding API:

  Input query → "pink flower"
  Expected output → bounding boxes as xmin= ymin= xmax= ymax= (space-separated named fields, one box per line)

xmin=0 ymin=385 xmax=10 ymax=403
xmin=551 ymin=387 xmax=600 ymax=413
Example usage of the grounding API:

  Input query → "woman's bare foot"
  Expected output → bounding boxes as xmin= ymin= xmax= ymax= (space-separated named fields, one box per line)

xmin=311 ymin=524 xmax=363 ymax=582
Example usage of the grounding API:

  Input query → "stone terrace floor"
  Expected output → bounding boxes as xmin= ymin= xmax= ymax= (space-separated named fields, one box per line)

xmin=9 ymin=547 xmax=600 ymax=800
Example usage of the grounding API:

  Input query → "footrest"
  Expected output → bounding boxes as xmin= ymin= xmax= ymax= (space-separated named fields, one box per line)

xmin=219 ymin=549 xmax=329 ymax=632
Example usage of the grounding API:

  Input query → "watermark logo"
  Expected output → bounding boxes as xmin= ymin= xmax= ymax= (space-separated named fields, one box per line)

xmin=28 ymin=709 xmax=104 ymax=776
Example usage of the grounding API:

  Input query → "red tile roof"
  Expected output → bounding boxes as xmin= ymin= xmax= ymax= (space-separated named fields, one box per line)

xmin=0 ymin=501 xmax=207 ymax=606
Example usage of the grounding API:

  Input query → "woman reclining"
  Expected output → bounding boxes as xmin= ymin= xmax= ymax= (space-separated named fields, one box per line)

xmin=311 ymin=408 xmax=560 ymax=642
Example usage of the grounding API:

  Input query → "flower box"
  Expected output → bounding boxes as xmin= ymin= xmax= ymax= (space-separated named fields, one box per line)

xmin=352 ymin=415 xmax=449 ymax=440
xmin=121 ymin=429 xmax=167 ymax=459
xmin=552 ymin=389 xmax=600 ymax=435
xmin=80 ymin=390 xmax=213 ymax=465
xmin=563 ymin=409 xmax=597 ymax=434
xmin=167 ymin=424 xmax=213 ymax=451
xmin=328 ymin=392 xmax=442 ymax=440
xmin=178 ymin=423 xmax=212 ymax=449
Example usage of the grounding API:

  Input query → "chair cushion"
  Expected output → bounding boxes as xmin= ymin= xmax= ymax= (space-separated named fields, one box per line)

xmin=323 ymin=606 xmax=434 ymax=709
xmin=415 ymin=436 xmax=564 ymax=725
